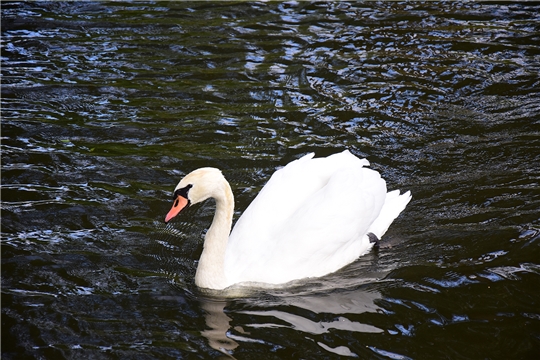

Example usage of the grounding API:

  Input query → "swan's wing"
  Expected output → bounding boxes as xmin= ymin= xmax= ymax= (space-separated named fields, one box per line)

xmin=231 ymin=151 xmax=369 ymax=234
xmin=227 ymin=151 xmax=365 ymax=245
xmin=238 ymin=167 xmax=386 ymax=284
xmin=224 ymin=151 xmax=384 ymax=285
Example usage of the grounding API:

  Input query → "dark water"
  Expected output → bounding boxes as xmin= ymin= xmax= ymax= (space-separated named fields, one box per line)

xmin=2 ymin=1 xmax=540 ymax=359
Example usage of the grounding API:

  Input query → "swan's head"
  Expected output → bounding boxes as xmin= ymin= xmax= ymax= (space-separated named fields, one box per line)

xmin=165 ymin=167 xmax=225 ymax=223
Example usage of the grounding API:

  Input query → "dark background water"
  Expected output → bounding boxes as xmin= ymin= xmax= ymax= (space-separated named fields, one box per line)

xmin=2 ymin=1 xmax=540 ymax=359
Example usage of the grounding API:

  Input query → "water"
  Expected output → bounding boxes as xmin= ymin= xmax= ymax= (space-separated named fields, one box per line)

xmin=2 ymin=1 xmax=540 ymax=358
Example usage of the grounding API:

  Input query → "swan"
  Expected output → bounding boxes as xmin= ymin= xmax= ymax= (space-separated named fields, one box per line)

xmin=164 ymin=150 xmax=411 ymax=290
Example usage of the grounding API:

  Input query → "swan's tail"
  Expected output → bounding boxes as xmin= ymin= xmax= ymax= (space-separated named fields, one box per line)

xmin=367 ymin=190 xmax=412 ymax=239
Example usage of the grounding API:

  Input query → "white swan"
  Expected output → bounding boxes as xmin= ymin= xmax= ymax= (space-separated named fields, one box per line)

xmin=165 ymin=150 xmax=411 ymax=290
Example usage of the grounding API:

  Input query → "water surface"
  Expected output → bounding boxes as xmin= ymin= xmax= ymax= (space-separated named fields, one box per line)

xmin=2 ymin=2 xmax=540 ymax=359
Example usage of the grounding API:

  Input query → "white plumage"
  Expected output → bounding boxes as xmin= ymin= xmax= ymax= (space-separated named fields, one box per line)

xmin=165 ymin=150 xmax=411 ymax=290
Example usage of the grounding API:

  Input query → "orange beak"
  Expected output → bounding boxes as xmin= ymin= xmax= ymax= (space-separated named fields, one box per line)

xmin=165 ymin=195 xmax=189 ymax=223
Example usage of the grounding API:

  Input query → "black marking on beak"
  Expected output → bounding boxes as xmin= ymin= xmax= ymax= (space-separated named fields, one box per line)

xmin=173 ymin=184 xmax=193 ymax=201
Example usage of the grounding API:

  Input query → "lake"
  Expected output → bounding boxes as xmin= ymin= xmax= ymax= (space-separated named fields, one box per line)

xmin=2 ymin=1 xmax=540 ymax=359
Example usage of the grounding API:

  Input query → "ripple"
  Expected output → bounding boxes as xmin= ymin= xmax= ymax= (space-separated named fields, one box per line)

xmin=368 ymin=346 xmax=413 ymax=360
xmin=425 ymin=272 xmax=479 ymax=289
xmin=488 ymin=263 xmax=540 ymax=280
xmin=2 ymin=1 xmax=540 ymax=359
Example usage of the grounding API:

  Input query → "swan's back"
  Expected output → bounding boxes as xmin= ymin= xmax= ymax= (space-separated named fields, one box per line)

xmin=223 ymin=150 xmax=410 ymax=287
xmin=231 ymin=151 xmax=369 ymax=237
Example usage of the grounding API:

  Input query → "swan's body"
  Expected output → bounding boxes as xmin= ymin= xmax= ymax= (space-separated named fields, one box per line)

xmin=165 ymin=150 xmax=411 ymax=290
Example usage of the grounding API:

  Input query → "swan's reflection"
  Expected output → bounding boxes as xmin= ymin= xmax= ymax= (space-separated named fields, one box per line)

xmin=199 ymin=286 xmax=382 ymax=357
xmin=199 ymin=298 xmax=238 ymax=356
xmin=240 ymin=289 xmax=383 ymax=335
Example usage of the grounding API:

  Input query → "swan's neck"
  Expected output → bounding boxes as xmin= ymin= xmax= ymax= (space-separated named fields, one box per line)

xmin=194 ymin=180 xmax=234 ymax=290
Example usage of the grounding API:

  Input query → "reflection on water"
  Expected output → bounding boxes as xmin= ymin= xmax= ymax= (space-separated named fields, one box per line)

xmin=2 ymin=1 xmax=540 ymax=359
xmin=201 ymin=288 xmax=383 ymax=357
xmin=200 ymin=298 xmax=239 ymax=355
xmin=239 ymin=290 xmax=383 ymax=336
